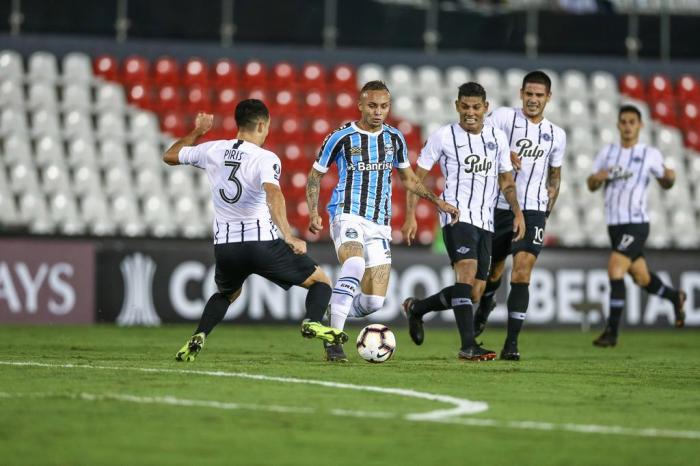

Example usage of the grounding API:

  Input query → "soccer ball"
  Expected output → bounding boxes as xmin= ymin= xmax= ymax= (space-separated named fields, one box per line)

xmin=356 ymin=324 xmax=396 ymax=363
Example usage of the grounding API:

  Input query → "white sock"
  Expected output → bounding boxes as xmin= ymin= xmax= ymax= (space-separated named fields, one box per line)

xmin=330 ymin=256 xmax=365 ymax=330
xmin=348 ymin=293 xmax=386 ymax=318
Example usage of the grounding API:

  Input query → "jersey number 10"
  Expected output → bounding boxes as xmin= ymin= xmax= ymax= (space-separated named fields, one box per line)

xmin=219 ymin=161 xmax=242 ymax=204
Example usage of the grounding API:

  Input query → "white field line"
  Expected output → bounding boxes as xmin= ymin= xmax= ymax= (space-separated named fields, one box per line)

xmin=0 ymin=360 xmax=487 ymax=419
xmin=2 ymin=361 xmax=700 ymax=440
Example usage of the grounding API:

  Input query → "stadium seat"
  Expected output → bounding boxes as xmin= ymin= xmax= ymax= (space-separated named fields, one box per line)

xmin=62 ymin=52 xmax=93 ymax=86
xmin=270 ymin=62 xmax=297 ymax=90
xmin=142 ymin=194 xmax=177 ymax=237
xmin=99 ymin=139 xmax=129 ymax=169
xmin=183 ymin=85 xmax=212 ymax=113
xmin=182 ymin=57 xmax=210 ymax=87
xmin=17 ymin=192 xmax=49 ymax=226
xmin=590 ymin=70 xmax=618 ymax=100
xmin=214 ymin=86 xmax=239 ymax=114
xmin=279 ymin=116 xmax=304 ymax=144
xmin=67 ymin=138 xmax=98 ymax=169
xmin=96 ymin=111 xmax=127 ymax=140
xmin=565 ymin=99 xmax=592 ymax=128
xmin=62 ymin=83 xmax=92 ymax=111
xmin=0 ymin=50 xmax=24 ymax=82
xmin=0 ymin=107 xmax=28 ymax=136
xmin=415 ymin=65 xmax=443 ymax=97
xmin=676 ymin=74 xmax=700 ymax=102
xmin=329 ymin=64 xmax=357 ymax=93
xmin=95 ymin=82 xmax=126 ymax=113
xmin=9 ymin=163 xmax=41 ymax=195
xmin=356 ymin=63 xmax=384 ymax=87
xmin=153 ymin=56 xmax=180 ymax=86
xmin=0 ymin=79 xmax=25 ymax=108
xmin=93 ymin=54 xmax=119 ymax=81
xmin=475 ymin=67 xmax=503 ymax=100
xmin=63 ymin=110 xmax=93 ymax=139
xmin=648 ymin=74 xmax=673 ymax=101
xmin=2 ymin=135 xmax=32 ymax=166
xmin=154 ymin=84 xmax=182 ymax=114
xmin=392 ymin=95 xmax=418 ymax=121
xmin=504 ymin=68 xmax=526 ymax=94
xmin=129 ymin=111 xmax=160 ymax=142
xmin=31 ymin=109 xmax=61 ymax=138
xmin=0 ymin=188 xmax=19 ymax=226
xmin=122 ymin=55 xmax=150 ymax=86
xmin=241 ymin=60 xmax=268 ymax=89
xmin=619 ymin=73 xmax=645 ymax=100
xmin=561 ymin=69 xmax=589 ymax=100
xmin=444 ymin=66 xmax=472 ymax=97
xmin=270 ymin=89 xmax=299 ymax=118
xmin=135 ymin=168 xmax=165 ymax=197
xmin=650 ymin=100 xmax=677 ymax=126
xmin=27 ymin=82 xmax=58 ymax=110
xmin=388 ymin=64 xmax=415 ymax=96
xmin=302 ymin=90 xmax=329 ymax=118
xmin=212 ymin=58 xmax=239 ymax=88
xmin=306 ymin=117 xmax=332 ymax=148
xmin=72 ymin=165 xmax=100 ymax=195
xmin=27 ymin=51 xmax=58 ymax=83
xmin=593 ymin=99 xmax=617 ymax=125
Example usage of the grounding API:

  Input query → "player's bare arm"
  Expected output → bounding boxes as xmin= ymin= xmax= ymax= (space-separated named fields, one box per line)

xmin=657 ymin=167 xmax=676 ymax=189
xmin=498 ymin=172 xmax=525 ymax=241
xmin=305 ymin=167 xmax=324 ymax=234
xmin=264 ymin=182 xmax=306 ymax=254
xmin=401 ymin=166 xmax=430 ymax=245
xmin=546 ymin=166 xmax=562 ymax=214
xmin=163 ymin=112 xmax=213 ymax=165
xmin=398 ymin=166 xmax=459 ymax=226
xmin=586 ymin=169 xmax=609 ymax=191
xmin=510 ymin=151 xmax=522 ymax=171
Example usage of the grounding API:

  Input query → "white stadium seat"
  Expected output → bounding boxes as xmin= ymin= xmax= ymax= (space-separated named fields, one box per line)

xmin=128 ymin=111 xmax=160 ymax=142
xmin=72 ymin=165 xmax=101 ymax=196
xmin=63 ymin=110 xmax=93 ymax=139
xmin=391 ymin=95 xmax=418 ymax=121
xmin=27 ymin=82 xmax=58 ymax=110
xmin=67 ymin=138 xmax=98 ymax=168
xmin=387 ymin=64 xmax=415 ymax=96
xmin=17 ymin=192 xmax=49 ymax=225
xmin=0 ymin=188 xmax=19 ymax=225
xmin=415 ymin=65 xmax=443 ymax=97
xmin=134 ymin=168 xmax=164 ymax=197
xmin=0 ymin=50 xmax=24 ymax=82
xmin=0 ymin=79 xmax=25 ymax=109
xmin=132 ymin=141 xmax=162 ymax=169
xmin=41 ymin=163 xmax=70 ymax=194
xmin=590 ymin=71 xmax=618 ymax=100
xmin=444 ymin=66 xmax=471 ymax=97
xmin=34 ymin=136 xmax=66 ymax=165
xmin=104 ymin=166 xmax=133 ymax=196
xmin=475 ymin=67 xmax=503 ymax=100
xmin=504 ymin=68 xmax=526 ymax=92
xmin=99 ymin=139 xmax=129 ymax=169
xmin=27 ymin=51 xmax=59 ymax=84
xmin=30 ymin=109 xmax=62 ymax=138
xmin=96 ymin=111 xmax=127 ymax=140
xmin=9 ymin=163 xmax=40 ymax=195
xmin=356 ymin=63 xmax=384 ymax=88
xmin=61 ymin=52 xmax=93 ymax=86
xmin=62 ymin=83 xmax=92 ymax=111
xmin=2 ymin=135 xmax=32 ymax=166
xmin=0 ymin=107 xmax=28 ymax=136
xmin=95 ymin=82 xmax=126 ymax=113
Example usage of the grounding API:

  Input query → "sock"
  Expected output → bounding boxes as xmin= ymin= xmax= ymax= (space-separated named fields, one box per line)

xmin=330 ymin=256 xmax=365 ymax=330
xmin=348 ymin=293 xmax=385 ymax=318
xmin=194 ymin=293 xmax=231 ymax=336
xmin=412 ymin=286 xmax=453 ymax=317
xmin=644 ymin=273 xmax=680 ymax=304
xmin=607 ymin=279 xmax=626 ymax=336
xmin=451 ymin=282 xmax=475 ymax=350
xmin=506 ymin=282 xmax=529 ymax=345
xmin=479 ymin=277 xmax=502 ymax=315
xmin=304 ymin=282 xmax=332 ymax=323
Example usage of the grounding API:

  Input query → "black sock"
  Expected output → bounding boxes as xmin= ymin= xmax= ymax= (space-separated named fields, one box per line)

xmin=305 ymin=282 xmax=332 ymax=322
xmin=195 ymin=293 xmax=231 ymax=336
xmin=478 ymin=277 xmax=502 ymax=315
xmin=607 ymin=279 xmax=626 ymax=336
xmin=413 ymin=286 xmax=453 ymax=316
xmin=506 ymin=282 xmax=529 ymax=345
xmin=644 ymin=273 xmax=680 ymax=303
xmin=451 ymin=283 xmax=475 ymax=350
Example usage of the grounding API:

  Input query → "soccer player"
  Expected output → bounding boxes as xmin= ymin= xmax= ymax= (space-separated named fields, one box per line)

xmin=587 ymin=104 xmax=686 ymax=347
xmin=166 ymin=100 xmax=348 ymax=362
xmin=470 ymin=70 xmax=567 ymax=360
xmin=401 ymin=82 xmax=525 ymax=361
xmin=306 ymin=80 xmax=460 ymax=362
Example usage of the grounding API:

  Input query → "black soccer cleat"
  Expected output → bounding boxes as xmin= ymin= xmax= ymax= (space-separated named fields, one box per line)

xmin=458 ymin=344 xmax=497 ymax=362
xmin=402 ymin=297 xmax=424 ymax=345
xmin=324 ymin=342 xmax=348 ymax=363
xmin=474 ymin=300 xmax=496 ymax=338
xmin=500 ymin=340 xmax=520 ymax=361
xmin=593 ymin=328 xmax=617 ymax=348
xmin=673 ymin=291 xmax=686 ymax=328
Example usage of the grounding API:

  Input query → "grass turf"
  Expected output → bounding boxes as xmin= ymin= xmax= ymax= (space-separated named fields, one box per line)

xmin=0 ymin=324 xmax=698 ymax=466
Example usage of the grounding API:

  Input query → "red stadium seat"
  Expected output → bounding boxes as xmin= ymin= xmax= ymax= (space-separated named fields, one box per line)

xmin=93 ymin=54 xmax=119 ymax=81
xmin=330 ymin=64 xmax=357 ymax=93
xmin=270 ymin=90 xmax=300 ymax=118
xmin=676 ymin=75 xmax=700 ymax=103
xmin=215 ymin=87 xmax=239 ymax=114
xmin=680 ymin=102 xmax=700 ymax=131
xmin=161 ymin=112 xmax=187 ymax=137
xmin=303 ymin=90 xmax=329 ymax=118
xmin=619 ymin=74 xmax=645 ymax=100
xmin=208 ymin=114 xmax=237 ymax=140
xmin=184 ymin=86 xmax=212 ymax=113
xmin=650 ymin=100 xmax=677 ymax=126
xmin=648 ymin=74 xmax=673 ymax=101
xmin=153 ymin=56 xmax=180 ymax=87
xmin=121 ymin=55 xmax=150 ymax=86
xmin=280 ymin=142 xmax=310 ymax=171
xmin=154 ymin=85 xmax=182 ymax=114
xmin=126 ymin=83 xmax=154 ymax=111
xmin=270 ymin=62 xmax=298 ymax=89
xmin=213 ymin=58 xmax=239 ymax=88
xmin=241 ymin=60 xmax=268 ymax=89
xmin=684 ymin=128 xmax=700 ymax=151
xmin=332 ymin=91 xmax=357 ymax=122
xmin=306 ymin=117 xmax=332 ymax=148
xmin=279 ymin=116 xmax=304 ymax=144
xmin=246 ymin=87 xmax=269 ymax=103
xmin=300 ymin=62 xmax=327 ymax=91
xmin=183 ymin=57 xmax=210 ymax=87
xmin=396 ymin=120 xmax=422 ymax=149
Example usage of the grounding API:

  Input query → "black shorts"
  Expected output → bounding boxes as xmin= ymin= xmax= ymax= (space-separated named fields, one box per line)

xmin=492 ymin=209 xmax=547 ymax=263
xmin=608 ymin=223 xmax=649 ymax=260
xmin=214 ymin=239 xmax=318 ymax=295
xmin=442 ymin=222 xmax=492 ymax=281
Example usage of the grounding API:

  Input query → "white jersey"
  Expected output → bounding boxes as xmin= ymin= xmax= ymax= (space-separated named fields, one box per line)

xmin=486 ymin=107 xmax=566 ymax=211
xmin=591 ymin=142 xmax=665 ymax=225
xmin=179 ymin=139 xmax=282 ymax=243
xmin=418 ymin=123 xmax=512 ymax=232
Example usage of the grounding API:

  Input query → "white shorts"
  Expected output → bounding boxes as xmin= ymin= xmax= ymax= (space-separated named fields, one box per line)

xmin=330 ymin=213 xmax=392 ymax=268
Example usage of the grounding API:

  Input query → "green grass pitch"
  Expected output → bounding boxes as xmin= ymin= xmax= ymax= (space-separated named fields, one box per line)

xmin=1 ymin=324 xmax=698 ymax=466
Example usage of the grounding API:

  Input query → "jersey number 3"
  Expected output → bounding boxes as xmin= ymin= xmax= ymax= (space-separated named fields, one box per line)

xmin=219 ymin=161 xmax=242 ymax=204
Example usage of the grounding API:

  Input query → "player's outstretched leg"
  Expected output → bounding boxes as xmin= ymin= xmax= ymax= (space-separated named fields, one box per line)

xmin=175 ymin=291 xmax=233 ymax=361
xmin=401 ymin=287 xmax=452 ymax=345
xmin=643 ymin=272 xmax=686 ymax=328
xmin=323 ymin=341 xmax=349 ymax=362
xmin=474 ymin=277 xmax=500 ymax=337
xmin=594 ymin=278 xmax=625 ymax=348
xmin=501 ymin=282 xmax=528 ymax=361
xmin=301 ymin=319 xmax=349 ymax=346
xmin=453 ymin=283 xmax=496 ymax=361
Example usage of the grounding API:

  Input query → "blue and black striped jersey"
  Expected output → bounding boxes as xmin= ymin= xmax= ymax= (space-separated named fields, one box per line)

xmin=313 ymin=122 xmax=411 ymax=226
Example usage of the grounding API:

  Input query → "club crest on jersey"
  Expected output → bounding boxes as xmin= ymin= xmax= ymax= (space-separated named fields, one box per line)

xmin=486 ymin=141 xmax=497 ymax=151
xmin=542 ymin=133 xmax=552 ymax=142
xmin=273 ymin=163 xmax=281 ymax=180
xmin=515 ymin=138 xmax=545 ymax=160
xmin=345 ymin=228 xmax=359 ymax=239
xmin=463 ymin=154 xmax=492 ymax=174
xmin=350 ymin=146 xmax=363 ymax=155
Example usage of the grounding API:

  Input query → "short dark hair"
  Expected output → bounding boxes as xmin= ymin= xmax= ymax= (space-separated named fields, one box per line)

xmin=235 ymin=99 xmax=269 ymax=129
xmin=522 ymin=71 xmax=552 ymax=93
xmin=360 ymin=80 xmax=390 ymax=94
xmin=457 ymin=82 xmax=487 ymax=101
xmin=619 ymin=104 xmax=642 ymax=121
